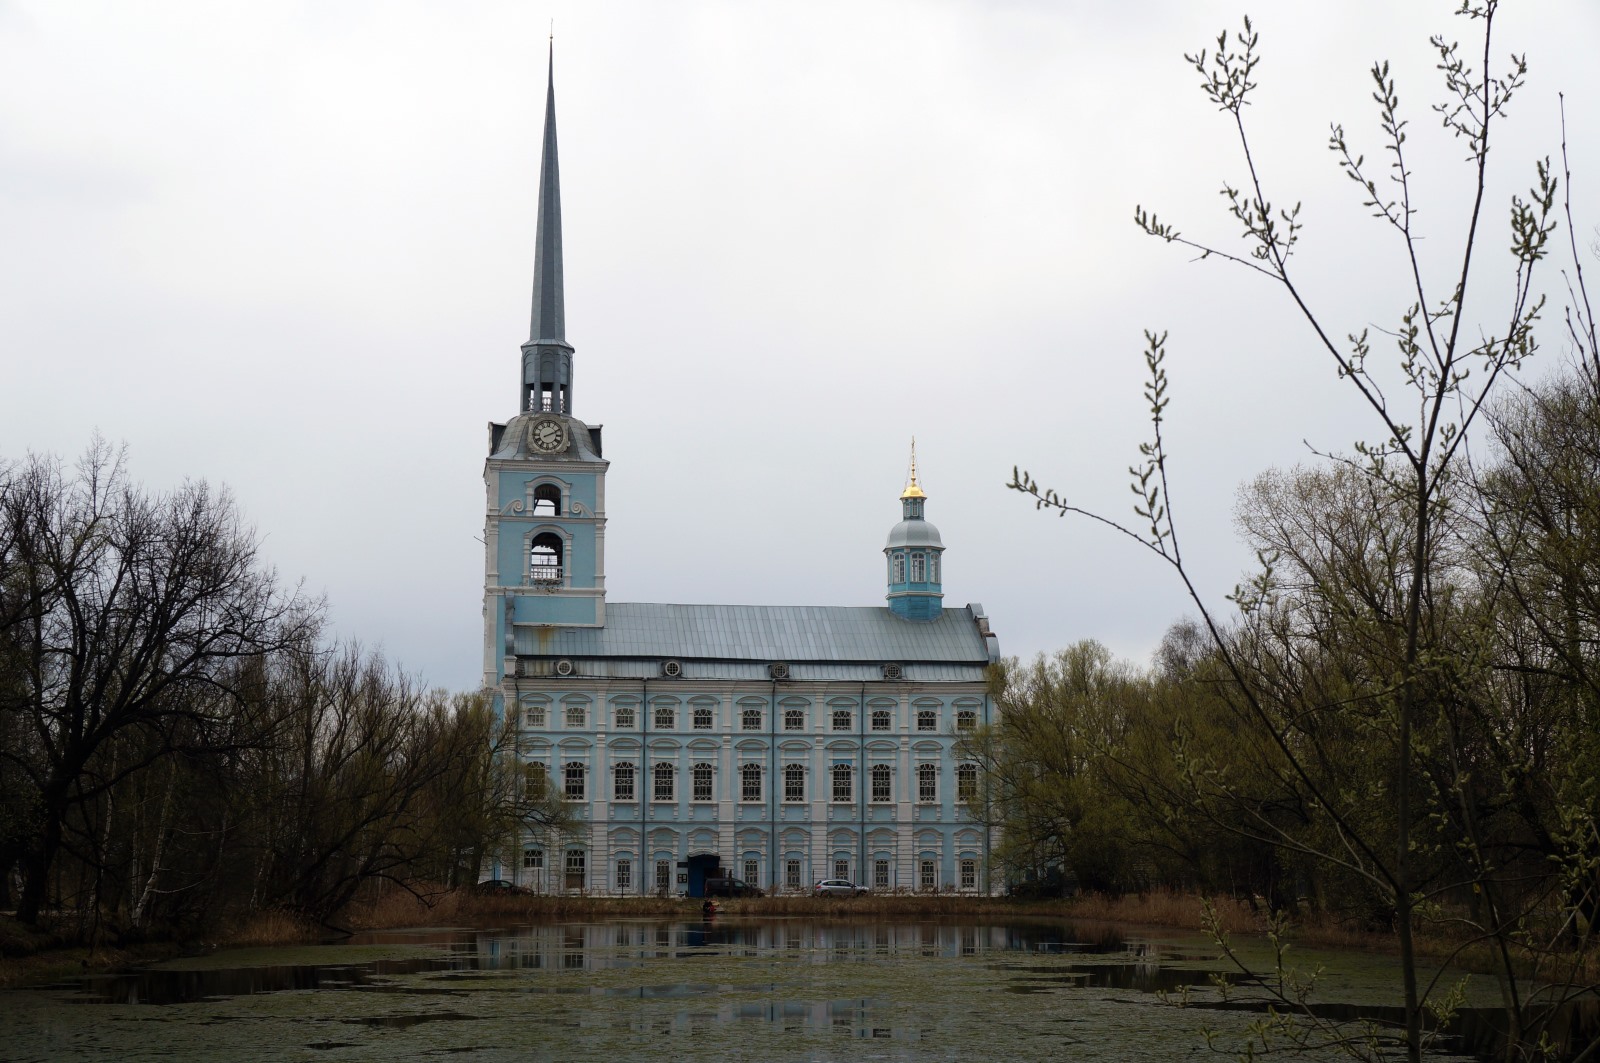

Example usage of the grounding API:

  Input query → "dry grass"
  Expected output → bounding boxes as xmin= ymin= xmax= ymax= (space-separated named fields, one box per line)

xmin=222 ymin=909 xmax=320 ymax=948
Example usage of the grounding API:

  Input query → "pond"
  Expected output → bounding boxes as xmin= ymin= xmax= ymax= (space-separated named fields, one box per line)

xmin=1 ymin=917 xmax=1592 ymax=1061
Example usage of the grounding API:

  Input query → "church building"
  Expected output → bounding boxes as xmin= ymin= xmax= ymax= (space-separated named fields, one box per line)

xmin=481 ymin=56 xmax=1001 ymax=896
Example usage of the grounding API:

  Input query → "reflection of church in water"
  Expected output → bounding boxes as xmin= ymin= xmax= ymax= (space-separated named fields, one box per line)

xmin=481 ymin=53 xmax=999 ymax=895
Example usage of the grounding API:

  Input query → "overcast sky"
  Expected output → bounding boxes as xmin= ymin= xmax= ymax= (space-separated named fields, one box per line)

xmin=3 ymin=0 xmax=1596 ymax=690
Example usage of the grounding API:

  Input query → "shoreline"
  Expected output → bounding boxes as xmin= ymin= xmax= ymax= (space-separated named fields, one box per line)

xmin=0 ymin=889 xmax=1528 ymax=989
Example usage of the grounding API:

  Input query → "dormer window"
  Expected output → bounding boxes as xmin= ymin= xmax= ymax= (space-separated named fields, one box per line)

xmin=530 ymin=533 xmax=563 ymax=583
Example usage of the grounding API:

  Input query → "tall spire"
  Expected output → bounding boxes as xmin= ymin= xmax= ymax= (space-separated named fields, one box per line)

xmin=529 ymin=40 xmax=564 ymax=345
xmin=900 ymin=438 xmax=926 ymax=501
xmin=521 ymin=40 xmax=575 ymax=415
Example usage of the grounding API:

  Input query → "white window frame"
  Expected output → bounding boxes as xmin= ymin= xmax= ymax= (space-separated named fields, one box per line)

xmin=691 ymin=762 xmax=714 ymax=802
xmin=831 ymin=764 xmax=852 ymax=803
xmin=740 ymin=763 xmax=762 ymax=802
xmin=870 ymin=764 xmax=892 ymax=803
xmin=613 ymin=761 xmax=636 ymax=802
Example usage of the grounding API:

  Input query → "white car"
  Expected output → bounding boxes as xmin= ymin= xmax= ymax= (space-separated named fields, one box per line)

xmin=812 ymin=878 xmax=869 ymax=897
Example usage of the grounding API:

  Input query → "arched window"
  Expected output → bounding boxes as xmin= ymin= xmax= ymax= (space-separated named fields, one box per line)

xmin=956 ymin=710 xmax=977 ymax=732
xmin=653 ymin=762 xmax=675 ymax=802
xmin=563 ymin=762 xmax=585 ymax=801
xmin=532 ymin=483 xmax=561 ymax=516
xmin=892 ymin=552 xmax=906 ymax=582
xmin=740 ymin=763 xmax=762 ymax=802
xmin=614 ymin=704 xmax=636 ymax=729
xmin=910 ymin=552 xmax=926 ymax=582
xmin=917 ymin=763 xmax=937 ymax=803
xmin=871 ymin=709 xmax=892 ymax=732
xmin=692 ymin=763 xmax=714 ymax=802
xmin=742 ymin=708 xmax=763 ymax=731
xmin=523 ymin=762 xmax=547 ymax=798
xmin=613 ymin=762 xmax=635 ymax=801
xmin=831 ymin=708 xmax=852 ymax=732
xmin=784 ymin=708 xmax=806 ymax=731
xmin=565 ymin=704 xmax=586 ymax=728
xmin=916 ymin=709 xmax=937 ymax=732
xmin=831 ymin=764 xmax=853 ymax=803
xmin=529 ymin=533 xmax=563 ymax=583
xmin=693 ymin=706 xmax=714 ymax=730
xmin=956 ymin=763 xmax=978 ymax=803
xmin=870 ymin=764 xmax=892 ymax=803
xmin=653 ymin=703 xmax=675 ymax=730
xmin=930 ymin=553 xmax=940 ymax=582
xmin=783 ymin=764 xmax=805 ymax=803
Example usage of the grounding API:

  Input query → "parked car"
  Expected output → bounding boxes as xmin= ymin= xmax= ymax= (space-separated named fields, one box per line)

xmin=812 ymin=878 xmax=869 ymax=898
xmin=704 ymin=876 xmax=764 ymax=898
xmin=473 ymin=878 xmax=529 ymax=895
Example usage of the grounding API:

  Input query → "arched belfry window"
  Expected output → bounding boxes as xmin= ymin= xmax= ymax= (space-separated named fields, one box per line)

xmin=532 ymin=483 xmax=561 ymax=517
xmin=530 ymin=533 xmax=563 ymax=583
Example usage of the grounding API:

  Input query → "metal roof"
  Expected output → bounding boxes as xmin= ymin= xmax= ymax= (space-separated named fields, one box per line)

xmin=512 ymin=603 xmax=995 ymax=663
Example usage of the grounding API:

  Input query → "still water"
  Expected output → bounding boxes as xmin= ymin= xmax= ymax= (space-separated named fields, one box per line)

xmin=1 ymin=917 xmax=1590 ymax=1061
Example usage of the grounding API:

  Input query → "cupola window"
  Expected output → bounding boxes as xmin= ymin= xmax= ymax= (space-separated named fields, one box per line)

xmin=910 ymin=552 xmax=926 ymax=582
xmin=892 ymin=553 xmax=906 ymax=583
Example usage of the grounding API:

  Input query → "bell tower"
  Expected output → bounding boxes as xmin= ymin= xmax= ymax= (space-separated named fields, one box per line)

xmin=884 ymin=441 xmax=945 ymax=621
xmin=483 ymin=45 xmax=609 ymax=690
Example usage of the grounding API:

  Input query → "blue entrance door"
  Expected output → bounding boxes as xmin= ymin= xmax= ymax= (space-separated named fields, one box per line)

xmin=686 ymin=854 xmax=721 ymax=897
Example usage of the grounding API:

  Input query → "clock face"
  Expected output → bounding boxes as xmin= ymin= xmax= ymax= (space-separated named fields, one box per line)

xmin=530 ymin=416 xmax=567 ymax=453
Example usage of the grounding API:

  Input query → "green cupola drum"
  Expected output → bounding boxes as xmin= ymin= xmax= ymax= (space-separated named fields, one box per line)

xmin=884 ymin=441 xmax=945 ymax=621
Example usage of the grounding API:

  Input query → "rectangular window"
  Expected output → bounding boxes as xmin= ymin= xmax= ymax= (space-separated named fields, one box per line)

xmin=523 ymin=848 xmax=543 ymax=870
xmin=784 ymin=708 xmax=805 ymax=731
xmin=874 ymin=859 xmax=889 ymax=890
xmin=834 ymin=859 xmax=849 ymax=881
xmin=919 ymin=859 xmax=935 ymax=891
xmin=786 ymin=858 xmax=801 ymax=890
xmin=870 ymin=764 xmax=891 ymax=803
xmin=916 ymin=709 xmax=937 ymax=732
xmin=614 ymin=705 xmax=636 ymax=729
xmin=783 ymin=764 xmax=805 ymax=803
xmin=957 ymin=764 xmax=978 ymax=803
xmin=742 ymin=708 xmax=762 ymax=731
xmin=654 ymin=763 xmax=675 ymax=802
xmin=565 ymin=850 xmax=585 ymax=891
xmin=692 ymin=763 xmax=713 ymax=802
xmin=654 ymin=705 xmax=675 ymax=730
xmin=524 ymin=705 xmax=546 ymax=728
xmin=655 ymin=859 xmax=671 ymax=893
xmin=917 ymin=763 xmax=937 ymax=803
xmin=565 ymin=704 xmax=586 ymax=728
xmin=740 ymin=764 xmax=762 ymax=802
xmin=831 ymin=709 xmax=851 ymax=732
xmin=743 ymin=858 xmax=759 ymax=885
xmin=693 ymin=706 xmax=713 ymax=730
xmin=613 ymin=762 xmax=635 ymax=802
xmin=563 ymin=763 xmax=585 ymax=801
xmin=871 ymin=709 xmax=891 ymax=732
xmin=617 ymin=859 xmax=632 ymax=892
xmin=960 ymin=859 xmax=977 ymax=891
xmin=831 ymin=764 xmax=852 ymax=803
